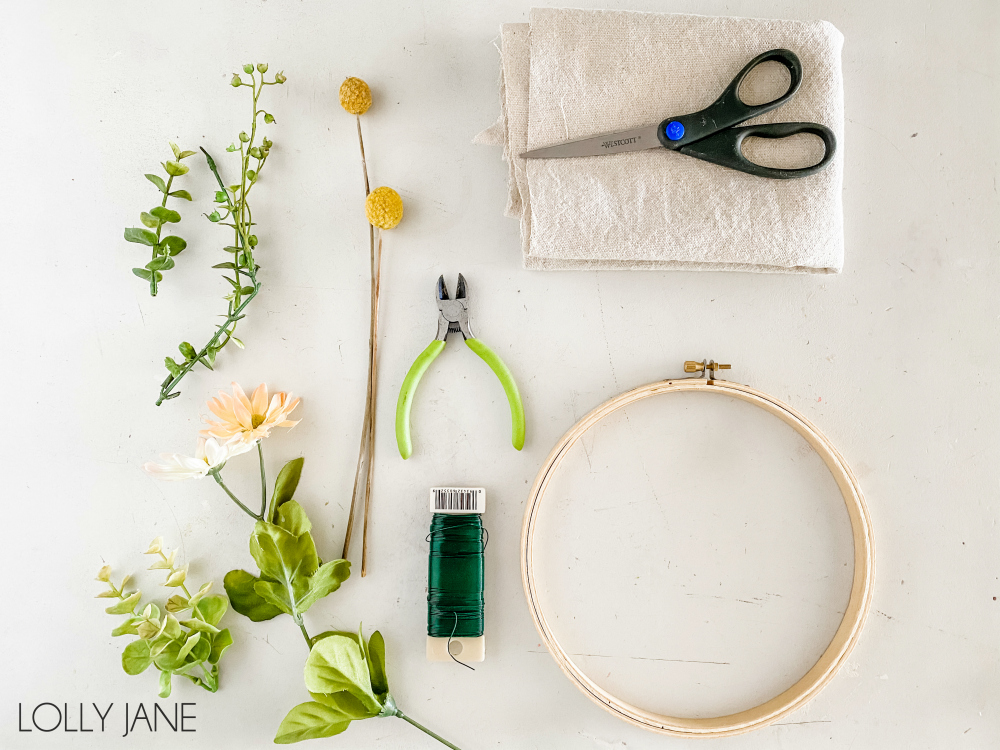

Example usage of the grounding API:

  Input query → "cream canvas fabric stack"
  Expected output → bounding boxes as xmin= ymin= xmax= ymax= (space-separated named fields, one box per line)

xmin=475 ymin=8 xmax=846 ymax=273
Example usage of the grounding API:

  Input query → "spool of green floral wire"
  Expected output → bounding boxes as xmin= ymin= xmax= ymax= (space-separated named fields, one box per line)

xmin=426 ymin=488 xmax=487 ymax=665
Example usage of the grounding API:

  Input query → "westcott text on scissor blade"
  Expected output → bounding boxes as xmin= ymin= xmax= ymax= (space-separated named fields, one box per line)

xmin=521 ymin=125 xmax=661 ymax=159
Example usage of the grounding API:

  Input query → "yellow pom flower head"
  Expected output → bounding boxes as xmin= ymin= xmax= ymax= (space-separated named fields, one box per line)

xmin=366 ymin=187 xmax=403 ymax=230
xmin=340 ymin=77 xmax=372 ymax=115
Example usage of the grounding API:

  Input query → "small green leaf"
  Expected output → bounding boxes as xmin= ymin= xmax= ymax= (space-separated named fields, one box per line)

xmin=105 ymin=591 xmax=142 ymax=615
xmin=140 ymin=212 xmax=160 ymax=229
xmin=161 ymin=236 xmax=187 ymax=255
xmin=223 ymin=569 xmax=283 ymax=622
xmin=165 ymin=595 xmax=189 ymax=613
xmin=164 ymin=357 xmax=182 ymax=377
xmin=163 ymin=160 xmax=189 ymax=177
xmin=271 ymin=458 xmax=304 ymax=518
xmin=297 ymin=559 xmax=351 ymax=613
xmin=209 ymin=628 xmax=233 ymax=664
xmin=176 ymin=150 xmax=197 ymax=160
xmin=204 ymin=347 xmax=219 ymax=366
xmin=240 ymin=286 xmax=255 ymax=295
xmin=367 ymin=631 xmax=389 ymax=700
xmin=146 ymin=257 xmax=175 ymax=272
xmin=145 ymin=173 xmax=167 ymax=192
xmin=246 ymin=169 xmax=257 ymax=181
xmin=132 ymin=268 xmax=152 ymax=281
xmin=276 ymin=500 xmax=311 ymax=536
xmin=111 ymin=617 xmax=141 ymax=637
xmin=178 ymin=342 xmax=197 ymax=360
xmin=212 ymin=262 xmax=237 ymax=270
xmin=303 ymin=635 xmax=381 ymax=715
xmin=158 ymin=669 xmax=172 ymax=698
xmin=150 ymin=206 xmax=181 ymax=223
xmin=122 ymin=639 xmax=152 ymax=675
xmin=232 ymin=337 xmax=245 ymax=349
xmin=169 ymin=142 xmax=181 ymax=159
xmin=222 ymin=275 xmax=239 ymax=289
xmin=274 ymin=702 xmax=351 ymax=745
xmin=180 ymin=618 xmax=220 ymax=635
xmin=124 ymin=227 xmax=157 ymax=246
xmin=177 ymin=632 xmax=201 ymax=661
xmin=195 ymin=594 xmax=228 ymax=626
xmin=170 ymin=189 xmax=193 ymax=200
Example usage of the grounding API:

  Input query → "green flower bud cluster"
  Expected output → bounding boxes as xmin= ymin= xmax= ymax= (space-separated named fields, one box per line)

xmin=95 ymin=537 xmax=234 ymax=698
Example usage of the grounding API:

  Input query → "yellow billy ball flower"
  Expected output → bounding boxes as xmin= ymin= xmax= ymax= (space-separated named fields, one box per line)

xmin=366 ymin=187 xmax=404 ymax=229
xmin=340 ymin=77 xmax=372 ymax=115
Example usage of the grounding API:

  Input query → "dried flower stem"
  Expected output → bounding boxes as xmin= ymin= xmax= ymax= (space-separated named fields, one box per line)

xmin=343 ymin=114 xmax=383 ymax=578
xmin=360 ymin=229 xmax=384 ymax=576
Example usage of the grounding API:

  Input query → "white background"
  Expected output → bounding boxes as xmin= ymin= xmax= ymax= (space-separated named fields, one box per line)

xmin=1 ymin=1 xmax=998 ymax=748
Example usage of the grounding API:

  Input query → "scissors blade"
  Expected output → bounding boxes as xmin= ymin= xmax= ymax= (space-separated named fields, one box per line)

xmin=521 ymin=125 xmax=661 ymax=159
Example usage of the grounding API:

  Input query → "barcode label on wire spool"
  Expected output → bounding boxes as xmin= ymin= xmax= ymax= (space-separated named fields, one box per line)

xmin=430 ymin=487 xmax=486 ymax=515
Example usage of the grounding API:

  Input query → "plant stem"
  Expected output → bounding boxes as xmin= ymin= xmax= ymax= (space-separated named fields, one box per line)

xmin=256 ymin=441 xmax=267 ymax=518
xmin=397 ymin=712 xmax=463 ymax=750
xmin=343 ymin=113 xmax=376 ymax=564
xmin=156 ymin=285 xmax=259 ymax=405
xmin=293 ymin=613 xmax=312 ymax=650
xmin=149 ymin=174 xmax=174 ymax=297
xmin=210 ymin=470 xmax=260 ymax=520
xmin=360 ymin=229 xmax=383 ymax=577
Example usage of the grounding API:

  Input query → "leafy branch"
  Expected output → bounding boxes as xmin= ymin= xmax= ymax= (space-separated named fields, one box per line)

xmin=96 ymin=539 xmax=234 ymax=699
xmin=155 ymin=63 xmax=285 ymax=406
xmin=124 ymin=143 xmax=195 ymax=296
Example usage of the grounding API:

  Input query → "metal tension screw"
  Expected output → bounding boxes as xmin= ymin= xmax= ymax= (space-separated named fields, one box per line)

xmin=684 ymin=360 xmax=732 ymax=377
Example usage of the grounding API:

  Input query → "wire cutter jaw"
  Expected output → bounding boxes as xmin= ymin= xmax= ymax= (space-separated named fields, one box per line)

xmin=436 ymin=274 xmax=475 ymax=341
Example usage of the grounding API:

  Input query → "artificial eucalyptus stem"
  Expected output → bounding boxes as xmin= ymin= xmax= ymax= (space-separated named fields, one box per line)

xmin=210 ymin=470 xmax=259 ymax=520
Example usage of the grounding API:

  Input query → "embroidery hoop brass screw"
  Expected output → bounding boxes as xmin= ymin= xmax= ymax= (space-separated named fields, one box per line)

xmin=684 ymin=359 xmax=731 ymax=381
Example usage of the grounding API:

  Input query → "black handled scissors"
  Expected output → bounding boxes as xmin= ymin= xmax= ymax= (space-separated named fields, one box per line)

xmin=521 ymin=49 xmax=836 ymax=180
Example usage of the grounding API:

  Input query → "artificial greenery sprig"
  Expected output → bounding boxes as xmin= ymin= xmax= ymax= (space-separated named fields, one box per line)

xmin=124 ymin=143 xmax=195 ymax=296
xmin=96 ymin=539 xmax=233 ymax=699
xmin=155 ymin=64 xmax=286 ymax=406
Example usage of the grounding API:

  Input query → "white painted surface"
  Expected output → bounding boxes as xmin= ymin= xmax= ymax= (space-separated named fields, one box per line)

xmin=1 ymin=1 xmax=997 ymax=748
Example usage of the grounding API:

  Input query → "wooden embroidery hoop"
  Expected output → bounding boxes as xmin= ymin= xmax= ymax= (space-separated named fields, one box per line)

xmin=520 ymin=361 xmax=875 ymax=738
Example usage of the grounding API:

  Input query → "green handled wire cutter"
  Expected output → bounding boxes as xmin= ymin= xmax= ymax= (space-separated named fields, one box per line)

xmin=395 ymin=274 xmax=525 ymax=459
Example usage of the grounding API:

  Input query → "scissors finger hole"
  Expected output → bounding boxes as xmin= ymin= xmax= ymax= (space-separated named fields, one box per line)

xmin=737 ymin=60 xmax=793 ymax=106
xmin=741 ymin=132 xmax=827 ymax=170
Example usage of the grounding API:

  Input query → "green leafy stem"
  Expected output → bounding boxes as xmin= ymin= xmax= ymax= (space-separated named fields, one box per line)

xmin=124 ymin=143 xmax=194 ymax=297
xmin=96 ymin=542 xmax=234 ymax=699
xmin=155 ymin=64 xmax=283 ymax=405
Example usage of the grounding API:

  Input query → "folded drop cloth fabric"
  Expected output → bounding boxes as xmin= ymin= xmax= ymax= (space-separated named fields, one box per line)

xmin=475 ymin=8 xmax=845 ymax=273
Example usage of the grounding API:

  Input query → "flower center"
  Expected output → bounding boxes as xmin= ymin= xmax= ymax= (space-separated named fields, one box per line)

xmin=251 ymin=413 xmax=266 ymax=429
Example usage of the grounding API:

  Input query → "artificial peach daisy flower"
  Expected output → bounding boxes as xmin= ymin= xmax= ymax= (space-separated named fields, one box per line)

xmin=201 ymin=382 xmax=300 ymax=445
